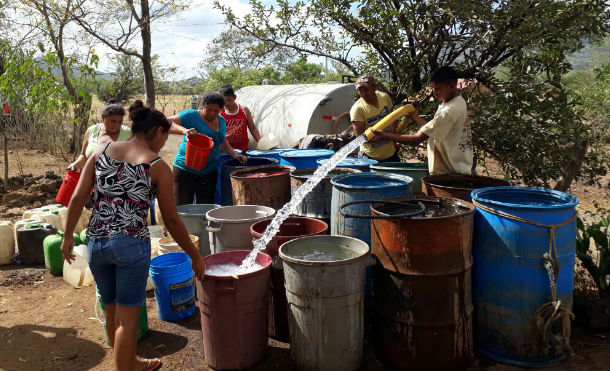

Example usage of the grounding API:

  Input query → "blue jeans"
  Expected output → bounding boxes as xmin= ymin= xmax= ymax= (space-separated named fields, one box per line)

xmin=87 ymin=234 xmax=151 ymax=307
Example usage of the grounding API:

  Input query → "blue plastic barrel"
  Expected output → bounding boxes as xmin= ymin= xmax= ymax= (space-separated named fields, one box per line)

xmin=330 ymin=173 xmax=412 ymax=313
xmin=471 ymin=186 xmax=578 ymax=367
xmin=330 ymin=173 xmax=412 ymax=246
xmin=279 ymin=149 xmax=334 ymax=169
xmin=246 ymin=148 xmax=294 ymax=162
xmin=150 ymin=252 xmax=197 ymax=322
xmin=317 ymin=157 xmax=378 ymax=172
xmin=220 ymin=156 xmax=277 ymax=206
xmin=214 ymin=150 xmax=242 ymax=205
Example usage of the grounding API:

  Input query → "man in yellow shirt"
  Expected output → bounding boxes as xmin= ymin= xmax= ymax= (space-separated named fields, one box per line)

xmin=350 ymin=74 xmax=400 ymax=162
xmin=372 ymin=66 xmax=473 ymax=175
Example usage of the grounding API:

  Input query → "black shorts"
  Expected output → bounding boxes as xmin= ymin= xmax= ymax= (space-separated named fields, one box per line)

xmin=173 ymin=166 xmax=217 ymax=205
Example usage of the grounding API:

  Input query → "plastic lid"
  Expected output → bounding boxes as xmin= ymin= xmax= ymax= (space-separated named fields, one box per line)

xmin=26 ymin=223 xmax=42 ymax=229
xmin=318 ymin=157 xmax=378 ymax=167
xmin=51 ymin=211 xmax=59 ymax=215
xmin=247 ymin=149 xmax=291 ymax=155
xmin=331 ymin=172 xmax=413 ymax=189
xmin=471 ymin=186 xmax=579 ymax=209
xmin=371 ymin=161 xmax=428 ymax=170
xmin=280 ymin=149 xmax=334 ymax=158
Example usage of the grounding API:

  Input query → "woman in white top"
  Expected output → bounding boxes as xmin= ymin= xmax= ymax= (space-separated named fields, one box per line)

xmin=67 ymin=102 xmax=132 ymax=171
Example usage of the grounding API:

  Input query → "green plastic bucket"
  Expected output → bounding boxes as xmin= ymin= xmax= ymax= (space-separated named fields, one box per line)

xmin=95 ymin=285 xmax=148 ymax=344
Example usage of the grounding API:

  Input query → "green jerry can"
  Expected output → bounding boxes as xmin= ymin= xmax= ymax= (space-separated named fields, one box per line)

xmin=43 ymin=231 xmax=82 ymax=275
xmin=80 ymin=229 xmax=87 ymax=245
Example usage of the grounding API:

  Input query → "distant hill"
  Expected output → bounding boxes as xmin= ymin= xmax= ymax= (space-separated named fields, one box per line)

xmin=35 ymin=56 xmax=112 ymax=80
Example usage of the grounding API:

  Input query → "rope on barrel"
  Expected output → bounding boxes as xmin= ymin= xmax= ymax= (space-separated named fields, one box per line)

xmin=472 ymin=199 xmax=576 ymax=355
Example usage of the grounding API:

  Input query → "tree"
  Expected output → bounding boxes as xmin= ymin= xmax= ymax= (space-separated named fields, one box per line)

xmin=217 ymin=0 xmax=610 ymax=189
xmin=281 ymin=58 xmax=324 ymax=84
xmin=96 ymin=54 xmax=144 ymax=104
xmin=200 ymin=28 xmax=298 ymax=75
xmin=0 ymin=44 xmax=68 ymax=188
xmin=72 ymin=0 xmax=187 ymax=107
xmin=17 ymin=0 xmax=98 ymax=153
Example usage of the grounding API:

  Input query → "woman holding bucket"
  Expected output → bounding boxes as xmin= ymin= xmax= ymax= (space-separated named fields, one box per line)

xmin=167 ymin=93 xmax=247 ymax=205
xmin=60 ymin=100 xmax=206 ymax=371
xmin=67 ymin=101 xmax=132 ymax=171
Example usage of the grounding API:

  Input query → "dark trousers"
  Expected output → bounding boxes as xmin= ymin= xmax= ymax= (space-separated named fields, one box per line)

xmin=173 ymin=167 xmax=217 ymax=205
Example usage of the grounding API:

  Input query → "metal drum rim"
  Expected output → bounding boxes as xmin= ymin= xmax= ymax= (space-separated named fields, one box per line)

xmin=371 ymin=195 xmax=475 ymax=220
xmin=279 ymin=235 xmax=369 ymax=266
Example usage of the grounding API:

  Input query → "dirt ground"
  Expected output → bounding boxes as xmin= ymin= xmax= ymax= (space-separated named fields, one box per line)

xmin=0 ymin=137 xmax=608 ymax=370
xmin=0 ymin=269 xmax=608 ymax=371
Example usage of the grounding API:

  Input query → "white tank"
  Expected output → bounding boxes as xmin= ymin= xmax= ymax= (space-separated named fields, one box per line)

xmin=236 ymin=83 xmax=356 ymax=148
xmin=0 ymin=221 xmax=15 ymax=265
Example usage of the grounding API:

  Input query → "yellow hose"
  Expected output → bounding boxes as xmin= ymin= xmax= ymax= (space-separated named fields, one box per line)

xmin=363 ymin=104 xmax=415 ymax=140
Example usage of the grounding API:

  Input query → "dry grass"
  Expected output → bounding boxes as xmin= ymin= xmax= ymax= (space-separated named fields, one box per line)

xmin=91 ymin=94 xmax=194 ymax=122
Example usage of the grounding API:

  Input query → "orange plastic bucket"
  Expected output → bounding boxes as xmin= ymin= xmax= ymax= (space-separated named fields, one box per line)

xmin=185 ymin=134 xmax=213 ymax=170
xmin=56 ymin=170 xmax=81 ymax=207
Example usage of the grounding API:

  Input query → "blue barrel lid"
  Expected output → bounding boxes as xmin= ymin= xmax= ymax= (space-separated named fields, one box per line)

xmin=471 ymin=186 xmax=579 ymax=209
xmin=330 ymin=172 xmax=413 ymax=189
xmin=370 ymin=161 xmax=428 ymax=170
xmin=280 ymin=149 xmax=335 ymax=158
xmin=246 ymin=148 xmax=291 ymax=156
xmin=317 ymin=157 xmax=378 ymax=167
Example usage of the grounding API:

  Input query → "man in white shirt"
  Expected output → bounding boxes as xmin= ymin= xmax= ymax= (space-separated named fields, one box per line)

xmin=372 ymin=66 xmax=473 ymax=175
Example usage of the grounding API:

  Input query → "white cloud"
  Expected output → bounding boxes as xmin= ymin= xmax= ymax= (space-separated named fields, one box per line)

xmin=96 ymin=0 xmax=251 ymax=79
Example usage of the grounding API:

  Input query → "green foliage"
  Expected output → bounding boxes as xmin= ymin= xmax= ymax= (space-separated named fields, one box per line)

xmin=217 ymin=0 xmax=610 ymax=188
xmin=95 ymin=55 xmax=144 ymax=104
xmin=281 ymin=58 xmax=324 ymax=84
xmin=576 ymin=215 xmax=610 ymax=301
xmin=0 ymin=43 xmax=67 ymax=114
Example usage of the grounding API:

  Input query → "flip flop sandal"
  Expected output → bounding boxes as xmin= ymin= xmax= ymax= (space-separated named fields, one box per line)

xmin=141 ymin=359 xmax=162 ymax=371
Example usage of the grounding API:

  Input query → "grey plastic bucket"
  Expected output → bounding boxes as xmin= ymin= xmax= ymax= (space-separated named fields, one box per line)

xmin=206 ymin=205 xmax=275 ymax=254
xmin=279 ymin=235 xmax=369 ymax=371
xmin=176 ymin=204 xmax=220 ymax=256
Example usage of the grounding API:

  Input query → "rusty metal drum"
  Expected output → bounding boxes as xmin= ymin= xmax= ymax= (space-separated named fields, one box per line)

xmin=230 ymin=165 xmax=295 ymax=210
xmin=422 ymin=173 xmax=509 ymax=201
xmin=370 ymin=196 xmax=475 ymax=370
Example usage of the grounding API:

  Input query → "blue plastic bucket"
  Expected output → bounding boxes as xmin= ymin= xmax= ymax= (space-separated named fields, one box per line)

xmin=220 ymin=156 xmax=277 ymax=206
xmin=150 ymin=252 xmax=197 ymax=322
xmin=279 ymin=149 xmax=334 ymax=169
xmin=471 ymin=186 xmax=578 ymax=367
xmin=246 ymin=149 xmax=294 ymax=162
xmin=214 ymin=150 xmax=242 ymax=205
xmin=317 ymin=157 xmax=378 ymax=172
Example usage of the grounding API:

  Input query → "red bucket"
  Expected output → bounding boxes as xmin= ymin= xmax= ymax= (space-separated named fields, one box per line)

xmin=56 ymin=170 xmax=81 ymax=207
xmin=185 ymin=134 xmax=213 ymax=170
xmin=197 ymin=250 xmax=271 ymax=370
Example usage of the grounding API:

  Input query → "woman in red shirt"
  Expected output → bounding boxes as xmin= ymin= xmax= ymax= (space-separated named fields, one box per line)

xmin=219 ymin=85 xmax=261 ymax=152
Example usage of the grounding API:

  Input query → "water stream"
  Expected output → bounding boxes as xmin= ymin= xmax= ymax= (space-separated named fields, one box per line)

xmin=240 ymin=135 xmax=367 ymax=268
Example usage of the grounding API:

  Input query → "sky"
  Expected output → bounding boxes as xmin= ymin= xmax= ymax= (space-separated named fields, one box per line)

xmin=94 ymin=0 xmax=333 ymax=80
xmin=95 ymin=0 xmax=253 ymax=79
